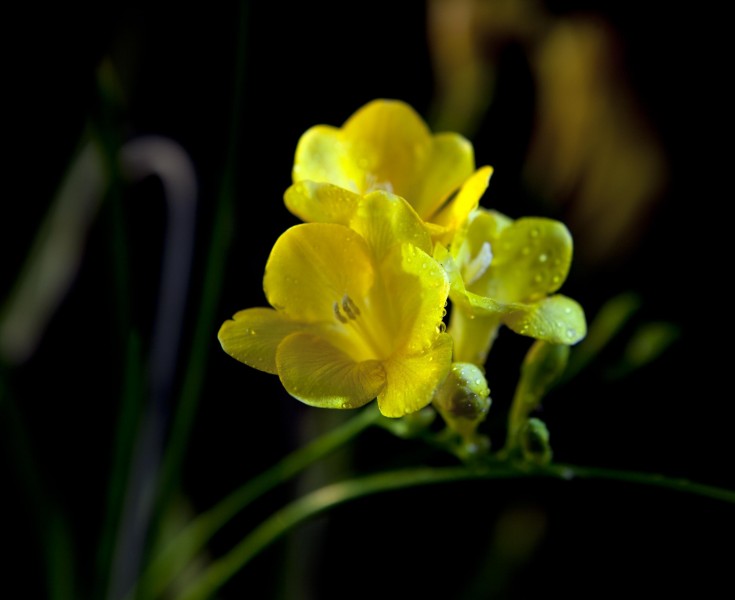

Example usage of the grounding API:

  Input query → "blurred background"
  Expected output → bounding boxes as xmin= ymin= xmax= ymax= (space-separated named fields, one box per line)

xmin=2 ymin=1 xmax=732 ymax=599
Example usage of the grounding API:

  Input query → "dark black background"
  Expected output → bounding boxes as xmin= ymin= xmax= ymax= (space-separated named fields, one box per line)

xmin=3 ymin=2 xmax=732 ymax=599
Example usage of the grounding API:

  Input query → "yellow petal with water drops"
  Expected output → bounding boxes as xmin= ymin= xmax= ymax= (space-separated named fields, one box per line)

xmin=461 ymin=208 xmax=513 ymax=251
xmin=349 ymin=191 xmax=432 ymax=262
xmin=479 ymin=217 xmax=573 ymax=303
xmin=430 ymin=166 xmax=493 ymax=241
xmin=340 ymin=99 xmax=432 ymax=197
xmin=502 ymin=295 xmax=587 ymax=345
xmin=410 ymin=132 xmax=475 ymax=220
xmin=284 ymin=181 xmax=361 ymax=225
xmin=378 ymin=333 xmax=454 ymax=418
xmin=377 ymin=243 xmax=450 ymax=354
xmin=264 ymin=223 xmax=375 ymax=323
xmin=292 ymin=125 xmax=360 ymax=192
xmin=218 ymin=308 xmax=306 ymax=374
xmin=276 ymin=332 xmax=386 ymax=409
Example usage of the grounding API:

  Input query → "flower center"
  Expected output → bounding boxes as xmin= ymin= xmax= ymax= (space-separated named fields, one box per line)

xmin=332 ymin=293 xmax=392 ymax=360
xmin=462 ymin=241 xmax=493 ymax=286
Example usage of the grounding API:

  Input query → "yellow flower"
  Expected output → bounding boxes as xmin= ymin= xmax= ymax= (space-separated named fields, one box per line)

xmin=218 ymin=192 xmax=453 ymax=418
xmin=437 ymin=208 xmax=586 ymax=365
xmin=284 ymin=98 xmax=493 ymax=244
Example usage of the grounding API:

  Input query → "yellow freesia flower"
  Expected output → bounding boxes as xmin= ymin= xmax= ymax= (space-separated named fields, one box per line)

xmin=437 ymin=208 xmax=586 ymax=365
xmin=284 ymin=98 xmax=493 ymax=244
xmin=218 ymin=191 xmax=453 ymax=418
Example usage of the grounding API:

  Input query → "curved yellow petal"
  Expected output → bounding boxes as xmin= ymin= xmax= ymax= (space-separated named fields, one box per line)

xmin=349 ymin=191 xmax=432 ymax=261
xmin=218 ymin=308 xmax=303 ymax=374
xmin=431 ymin=166 xmax=493 ymax=242
xmin=284 ymin=181 xmax=361 ymax=225
xmin=411 ymin=132 xmax=475 ymax=219
xmin=378 ymin=333 xmax=454 ymax=417
xmin=377 ymin=243 xmax=450 ymax=355
xmin=341 ymin=99 xmax=432 ymax=198
xmin=502 ymin=295 xmax=587 ymax=345
xmin=479 ymin=217 xmax=573 ymax=302
xmin=264 ymin=223 xmax=375 ymax=323
xmin=276 ymin=332 xmax=386 ymax=408
xmin=292 ymin=125 xmax=360 ymax=192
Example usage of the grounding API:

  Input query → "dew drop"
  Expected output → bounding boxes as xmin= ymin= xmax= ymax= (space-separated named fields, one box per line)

xmin=552 ymin=275 xmax=561 ymax=284
xmin=539 ymin=253 xmax=548 ymax=263
xmin=521 ymin=246 xmax=531 ymax=256
xmin=530 ymin=228 xmax=540 ymax=238
xmin=534 ymin=274 xmax=543 ymax=283
xmin=566 ymin=328 xmax=576 ymax=339
xmin=564 ymin=307 xmax=572 ymax=315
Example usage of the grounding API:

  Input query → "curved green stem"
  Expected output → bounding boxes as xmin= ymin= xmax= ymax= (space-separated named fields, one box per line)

xmin=132 ymin=404 xmax=380 ymax=600
xmin=176 ymin=461 xmax=735 ymax=600
xmin=544 ymin=463 xmax=735 ymax=503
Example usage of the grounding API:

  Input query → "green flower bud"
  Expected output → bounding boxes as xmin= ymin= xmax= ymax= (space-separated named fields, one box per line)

xmin=506 ymin=341 xmax=568 ymax=454
xmin=520 ymin=418 xmax=552 ymax=465
xmin=433 ymin=362 xmax=491 ymax=442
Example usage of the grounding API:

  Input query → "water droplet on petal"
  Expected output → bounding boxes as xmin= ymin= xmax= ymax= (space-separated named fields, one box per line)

xmin=567 ymin=328 xmax=576 ymax=339
xmin=539 ymin=253 xmax=548 ymax=263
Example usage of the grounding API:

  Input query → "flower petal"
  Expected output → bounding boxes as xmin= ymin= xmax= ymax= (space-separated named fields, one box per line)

xmin=284 ymin=181 xmax=361 ymax=225
xmin=501 ymin=295 xmax=587 ymax=345
xmin=341 ymin=99 xmax=433 ymax=197
xmin=378 ymin=333 xmax=454 ymax=417
xmin=430 ymin=166 xmax=493 ymax=241
xmin=276 ymin=332 xmax=386 ymax=408
xmin=411 ymin=133 xmax=476 ymax=220
xmin=377 ymin=243 xmax=450 ymax=355
xmin=349 ymin=191 xmax=432 ymax=261
xmin=264 ymin=223 xmax=375 ymax=323
xmin=218 ymin=308 xmax=303 ymax=374
xmin=479 ymin=217 xmax=573 ymax=302
xmin=292 ymin=125 xmax=361 ymax=192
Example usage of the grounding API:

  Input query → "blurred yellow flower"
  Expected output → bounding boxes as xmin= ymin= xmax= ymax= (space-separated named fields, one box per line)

xmin=285 ymin=98 xmax=493 ymax=243
xmin=219 ymin=191 xmax=452 ymax=417
xmin=438 ymin=208 xmax=586 ymax=365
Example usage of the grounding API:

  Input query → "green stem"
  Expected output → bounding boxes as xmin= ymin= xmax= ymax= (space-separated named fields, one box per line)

xmin=133 ymin=404 xmax=380 ymax=600
xmin=544 ymin=463 xmax=735 ymax=503
xmin=176 ymin=461 xmax=735 ymax=600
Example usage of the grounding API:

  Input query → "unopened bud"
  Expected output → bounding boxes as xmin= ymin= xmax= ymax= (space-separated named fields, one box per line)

xmin=433 ymin=362 xmax=491 ymax=441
